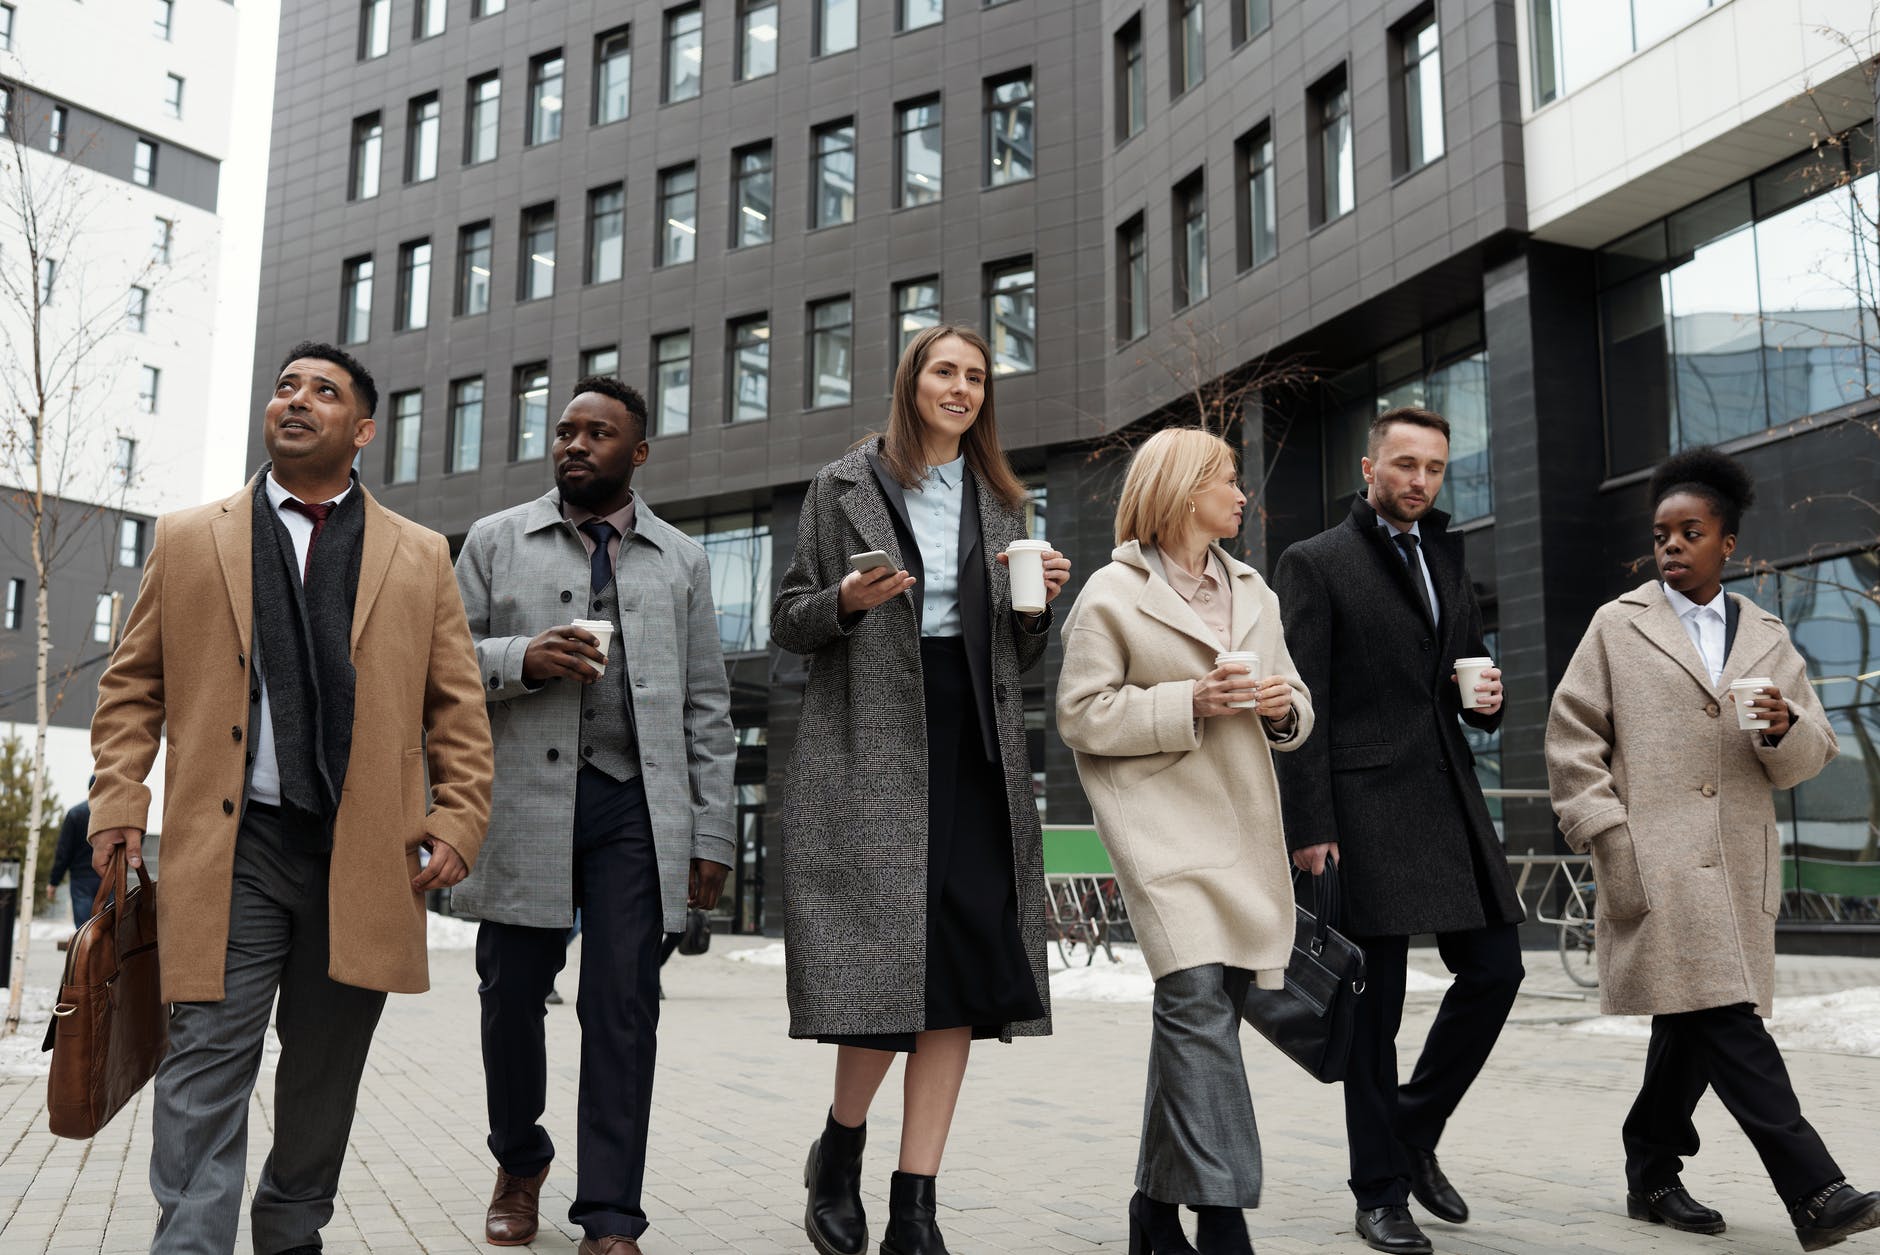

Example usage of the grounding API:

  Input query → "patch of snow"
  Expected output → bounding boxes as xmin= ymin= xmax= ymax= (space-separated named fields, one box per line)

xmin=426 ymin=911 xmax=482 ymax=950
xmin=725 ymin=941 xmax=788 ymax=967
xmin=1571 ymin=987 xmax=1880 ymax=1056
xmin=1049 ymin=944 xmax=1153 ymax=1003
xmin=1404 ymin=968 xmax=1454 ymax=994
xmin=0 ymin=985 xmax=58 ymax=1077
xmin=29 ymin=919 xmax=75 ymax=942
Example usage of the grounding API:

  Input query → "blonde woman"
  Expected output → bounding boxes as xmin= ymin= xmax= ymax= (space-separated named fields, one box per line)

xmin=1057 ymin=428 xmax=1312 ymax=1255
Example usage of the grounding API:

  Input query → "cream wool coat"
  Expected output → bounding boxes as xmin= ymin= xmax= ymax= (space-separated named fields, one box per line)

xmin=1057 ymin=542 xmax=1312 ymax=984
xmin=1546 ymin=581 xmax=1837 ymax=1017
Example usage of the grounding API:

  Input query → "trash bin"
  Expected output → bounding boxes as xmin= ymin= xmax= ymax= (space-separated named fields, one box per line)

xmin=0 ymin=858 xmax=19 ymax=981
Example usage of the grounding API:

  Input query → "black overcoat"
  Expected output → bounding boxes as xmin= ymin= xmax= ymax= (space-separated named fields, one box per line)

xmin=1270 ymin=496 xmax=1523 ymax=937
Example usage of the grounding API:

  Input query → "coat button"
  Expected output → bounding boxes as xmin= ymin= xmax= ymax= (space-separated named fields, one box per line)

xmin=582 ymin=745 xmax=594 ymax=758
xmin=546 ymin=748 xmax=559 ymax=762
xmin=593 ymin=599 xmax=604 ymax=612
xmin=237 ymin=652 xmax=245 ymax=668
xmin=1705 ymin=702 xmax=1720 ymax=718
xmin=231 ymin=726 xmax=242 ymax=742
xmin=250 ymin=688 xmax=260 ymax=703
xmin=489 ymin=674 xmax=501 ymax=690
xmin=1437 ymin=759 xmax=1449 ymax=772
xmin=996 ymin=683 xmax=1009 ymax=702
xmin=560 ymin=590 xmax=573 ymax=603
xmin=222 ymin=798 xmax=234 ymax=815
xmin=1419 ymin=640 xmax=1432 ymax=652
xmin=1701 ymin=783 xmax=1716 ymax=797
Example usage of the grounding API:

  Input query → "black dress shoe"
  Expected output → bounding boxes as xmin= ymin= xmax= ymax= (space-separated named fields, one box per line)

xmin=880 ymin=1171 xmax=950 ymax=1255
xmin=1127 ymin=1191 xmax=1197 ymax=1255
xmin=1355 ymin=1205 xmax=1432 ymax=1255
xmin=803 ymin=1110 xmax=869 ymax=1255
xmin=1194 ymin=1205 xmax=1252 ymax=1255
xmin=1406 ymin=1147 xmax=1467 ymax=1225
xmin=1792 ymin=1181 xmax=1880 ymax=1252
xmin=1626 ymin=1181 xmax=1726 ymax=1235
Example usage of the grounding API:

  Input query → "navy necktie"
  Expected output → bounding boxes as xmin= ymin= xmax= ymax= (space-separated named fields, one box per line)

xmin=579 ymin=520 xmax=617 ymax=592
xmin=1392 ymin=531 xmax=1435 ymax=625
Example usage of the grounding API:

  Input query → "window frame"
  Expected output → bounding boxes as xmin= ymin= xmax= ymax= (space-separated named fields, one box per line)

xmin=983 ymin=71 xmax=1034 ymax=187
xmin=895 ymin=96 xmax=943 ymax=208
xmin=1309 ymin=66 xmax=1355 ymax=226
xmin=983 ymin=257 xmax=1038 ymax=376
xmin=732 ymin=142 xmax=775 ymax=248
xmin=395 ymin=237 xmax=432 ymax=332
xmin=387 ymin=389 xmax=423 ymax=484
xmin=1114 ymin=14 xmax=1145 ymax=143
xmin=358 ymin=0 xmax=390 ymax=60
xmin=465 ymin=72 xmax=501 ymax=165
xmin=811 ymin=119 xmax=857 ymax=229
xmin=893 ymin=276 xmax=942 ymax=358
xmin=511 ymin=363 xmax=551 ymax=462
xmin=163 ymin=73 xmax=185 ymax=119
xmin=652 ymin=330 xmax=694 ymax=436
xmin=133 ymin=139 xmax=158 ymax=187
xmin=447 ymin=376 xmax=485 ymax=472
xmin=738 ymin=0 xmax=779 ymax=80
xmin=406 ymin=93 xmax=441 ymax=183
xmin=518 ymin=202 xmax=557 ymax=302
xmin=527 ymin=48 xmax=565 ymax=147
xmin=1173 ymin=170 xmax=1209 ymax=309
xmin=815 ymin=0 xmax=857 ymax=57
xmin=340 ymin=255 xmax=374 ymax=344
xmin=657 ymin=163 xmax=699 ymax=266
xmin=807 ymin=295 xmax=854 ymax=409
xmin=456 ymin=221 xmax=493 ymax=317
xmin=349 ymin=112 xmax=383 ymax=201
xmin=1391 ymin=5 xmax=1444 ymax=175
xmin=1170 ymin=0 xmax=1204 ymax=97
xmin=1117 ymin=213 xmax=1147 ymax=343
xmin=726 ymin=316 xmax=772 ymax=424
xmin=593 ymin=25 xmax=632 ymax=125
xmin=664 ymin=4 xmax=703 ymax=103
xmin=586 ymin=183 xmax=626 ymax=284
xmin=1235 ymin=120 xmax=1277 ymax=270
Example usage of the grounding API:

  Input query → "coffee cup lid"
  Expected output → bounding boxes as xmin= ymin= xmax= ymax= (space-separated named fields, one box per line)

xmin=1005 ymin=539 xmax=1051 ymax=552
xmin=572 ymin=618 xmax=613 ymax=630
xmin=1215 ymin=651 xmax=1259 ymax=662
xmin=1454 ymin=656 xmax=1493 ymax=666
xmin=1731 ymin=676 xmax=1773 ymax=686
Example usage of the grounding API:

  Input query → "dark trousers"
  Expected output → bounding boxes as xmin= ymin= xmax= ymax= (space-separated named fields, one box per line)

xmin=478 ymin=769 xmax=663 ymax=1242
xmin=67 ymin=870 xmax=101 ymax=929
xmin=1345 ymin=924 xmax=1523 ymax=1209
xmin=1138 ymin=965 xmax=1262 ymax=1209
xmin=1623 ymin=1003 xmax=1842 ymax=1205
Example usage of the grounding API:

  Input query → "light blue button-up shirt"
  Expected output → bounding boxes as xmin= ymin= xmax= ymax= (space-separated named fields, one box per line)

xmin=910 ymin=455 xmax=965 ymax=636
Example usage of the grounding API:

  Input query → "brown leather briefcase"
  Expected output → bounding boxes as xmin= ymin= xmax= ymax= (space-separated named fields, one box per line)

xmin=42 ymin=849 xmax=168 ymax=1138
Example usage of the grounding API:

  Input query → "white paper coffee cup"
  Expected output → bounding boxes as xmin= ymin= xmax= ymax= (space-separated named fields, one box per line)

xmin=1216 ymin=651 xmax=1261 ymax=709
xmin=1006 ymin=539 xmax=1051 ymax=614
xmin=571 ymin=618 xmax=614 ymax=675
xmin=1730 ymin=676 xmax=1775 ymax=730
xmin=1455 ymin=656 xmax=1494 ymax=710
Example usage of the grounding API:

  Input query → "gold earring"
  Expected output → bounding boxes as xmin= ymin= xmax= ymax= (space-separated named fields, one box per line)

xmin=1188 ymin=501 xmax=1197 ymax=513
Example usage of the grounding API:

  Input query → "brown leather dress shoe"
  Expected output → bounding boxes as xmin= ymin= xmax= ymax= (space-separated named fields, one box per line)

xmin=485 ymin=1163 xmax=550 ymax=1246
xmin=577 ymin=1238 xmax=643 ymax=1254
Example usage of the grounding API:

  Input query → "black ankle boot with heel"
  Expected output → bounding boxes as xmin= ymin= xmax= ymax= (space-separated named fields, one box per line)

xmin=1127 ymin=1191 xmax=1198 ymax=1255
xmin=804 ymin=1110 xmax=869 ymax=1255
xmin=880 ymin=1171 xmax=950 ymax=1255
xmin=1194 ymin=1205 xmax=1253 ymax=1254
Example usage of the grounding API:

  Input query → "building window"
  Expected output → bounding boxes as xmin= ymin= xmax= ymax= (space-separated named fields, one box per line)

xmin=1395 ymin=8 xmax=1444 ymax=173
xmin=341 ymin=255 xmax=373 ymax=343
xmin=1174 ymin=172 xmax=1208 ymax=309
xmin=657 ymin=164 xmax=697 ymax=265
xmin=37 ymin=257 xmax=55 ymax=305
xmin=1170 ymin=0 xmax=1203 ymax=96
xmin=153 ymin=218 xmax=174 ymax=264
xmin=985 ymin=258 xmax=1036 ymax=375
xmin=665 ymin=5 xmax=703 ymax=102
xmin=1117 ymin=214 xmax=1147 ymax=343
xmin=349 ymin=113 xmax=383 ymax=201
xmin=1310 ymin=67 xmax=1354 ymax=224
xmin=528 ymin=50 xmax=564 ymax=146
xmin=3 ymin=579 xmax=20 ymax=630
xmin=388 ymin=391 xmax=422 ymax=483
xmin=448 ymin=378 xmax=484 ymax=472
xmin=93 ymin=595 xmax=114 ymax=644
xmin=1236 ymin=122 xmax=1277 ymax=269
xmin=900 ymin=0 xmax=943 ymax=31
xmin=1232 ymin=0 xmax=1271 ymax=44
xmin=133 ymin=139 xmax=157 ymax=187
xmin=396 ymin=239 xmax=431 ymax=331
xmin=473 ymin=0 xmax=505 ymax=15
xmin=48 ymin=106 xmax=66 ymax=154
xmin=728 ymin=318 xmax=771 ymax=423
xmin=587 ymin=185 xmax=624 ymax=284
xmin=113 ymin=437 xmax=136 ymax=485
xmin=739 ymin=0 xmax=778 ymax=80
xmin=817 ymin=0 xmax=856 ymax=55
xmin=415 ymin=0 xmax=445 ymax=40
xmin=1529 ymin=0 xmax=1720 ymax=108
xmin=653 ymin=331 xmax=692 ymax=435
xmin=582 ymin=346 xmax=620 ymax=377
xmin=465 ymin=73 xmax=501 ymax=165
xmin=519 ymin=204 xmax=556 ymax=301
xmin=895 ymin=277 xmax=941 ymax=356
xmin=812 ymin=120 xmax=856 ymax=228
xmin=1115 ymin=15 xmax=1145 ymax=142
xmin=732 ymin=143 xmax=773 ymax=247
xmin=808 ymin=297 xmax=853 ymax=408
xmin=117 ymin=519 xmax=146 ymax=568
xmin=0 ymin=3 xmax=12 ymax=52
xmin=456 ymin=222 xmax=492 ymax=316
xmin=126 ymin=286 xmax=150 ymax=333
xmin=594 ymin=26 xmax=631 ymax=124
xmin=677 ymin=507 xmax=774 ymax=654
xmin=406 ymin=94 xmax=440 ymax=183
xmin=138 ymin=365 xmax=161 ymax=414
xmin=359 ymin=0 xmax=390 ymax=59
xmin=513 ymin=364 xmax=550 ymax=461
xmin=164 ymin=74 xmax=185 ymax=119
xmin=896 ymin=97 xmax=942 ymax=207
xmin=984 ymin=72 xmax=1033 ymax=186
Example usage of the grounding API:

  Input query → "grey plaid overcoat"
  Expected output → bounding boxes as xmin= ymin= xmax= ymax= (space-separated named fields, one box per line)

xmin=451 ymin=489 xmax=737 ymax=930
xmin=773 ymin=442 xmax=1053 ymax=1040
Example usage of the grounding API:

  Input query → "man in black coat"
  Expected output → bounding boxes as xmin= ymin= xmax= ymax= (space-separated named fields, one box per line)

xmin=1273 ymin=407 xmax=1525 ymax=1255
xmin=46 ymin=792 xmax=101 ymax=928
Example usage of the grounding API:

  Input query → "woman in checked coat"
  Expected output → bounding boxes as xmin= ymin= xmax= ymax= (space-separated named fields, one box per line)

xmin=772 ymin=324 xmax=1070 ymax=1255
xmin=1546 ymin=447 xmax=1879 ymax=1251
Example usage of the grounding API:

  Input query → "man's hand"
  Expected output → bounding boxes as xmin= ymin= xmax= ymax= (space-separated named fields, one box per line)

xmin=90 ymin=826 xmax=144 ymax=878
xmin=1193 ymin=663 xmax=1260 ymax=719
xmin=688 ymin=858 xmax=729 ymax=910
xmin=837 ymin=565 xmax=915 ymax=617
xmin=412 ymin=837 xmax=468 ymax=892
xmin=43 ymin=883 xmax=56 ymax=903
xmin=1458 ymin=665 xmax=1504 ymax=716
xmin=521 ymin=625 xmax=606 ymax=684
xmin=1292 ymin=842 xmax=1340 ymax=875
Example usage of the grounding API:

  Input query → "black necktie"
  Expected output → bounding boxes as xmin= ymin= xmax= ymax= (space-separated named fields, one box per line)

xmin=579 ymin=520 xmax=617 ymax=592
xmin=1392 ymin=531 xmax=1435 ymax=625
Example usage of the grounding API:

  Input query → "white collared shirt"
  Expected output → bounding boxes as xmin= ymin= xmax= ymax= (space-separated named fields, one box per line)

xmin=1377 ymin=516 xmax=1440 ymax=630
xmin=1664 ymin=583 xmax=1728 ymax=688
xmin=248 ymin=472 xmax=354 ymax=806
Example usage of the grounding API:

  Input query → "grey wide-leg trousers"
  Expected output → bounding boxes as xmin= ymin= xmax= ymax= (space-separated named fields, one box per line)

xmin=1136 ymin=964 xmax=1262 ymax=1209
xmin=148 ymin=806 xmax=387 ymax=1255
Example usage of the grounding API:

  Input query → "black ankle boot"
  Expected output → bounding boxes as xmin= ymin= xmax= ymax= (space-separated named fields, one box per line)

xmin=804 ymin=1110 xmax=868 ymax=1255
xmin=1792 ymin=1180 xmax=1880 ymax=1252
xmin=1127 ymin=1191 xmax=1198 ymax=1255
xmin=880 ymin=1170 xmax=949 ymax=1255
xmin=1194 ymin=1206 xmax=1253 ymax=1255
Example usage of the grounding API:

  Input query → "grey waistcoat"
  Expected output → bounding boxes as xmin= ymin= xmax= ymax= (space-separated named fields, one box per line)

xmin=580 ymin=574 xmax=639 ymax=782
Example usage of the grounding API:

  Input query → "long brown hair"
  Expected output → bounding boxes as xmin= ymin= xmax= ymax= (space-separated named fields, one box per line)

xmin=875 ymin=324 xmax=1027 ymax=510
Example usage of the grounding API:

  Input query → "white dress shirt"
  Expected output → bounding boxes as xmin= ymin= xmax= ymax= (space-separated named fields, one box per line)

xmin=248 ymin=473 xmax=354 ymax=805
xmin=1664 ymin=583 xmax=1728 ymax=689
xmin=1378 ymin=516 xmax=1440 ymax=630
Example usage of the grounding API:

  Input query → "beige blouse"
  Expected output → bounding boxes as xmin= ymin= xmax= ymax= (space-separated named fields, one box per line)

xmin=1162 ymin=549 xmax=1233 ymax=649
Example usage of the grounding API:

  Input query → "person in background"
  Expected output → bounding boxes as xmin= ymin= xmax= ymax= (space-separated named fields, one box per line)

xmin=46 ymin=780 xmax=101 ymax=929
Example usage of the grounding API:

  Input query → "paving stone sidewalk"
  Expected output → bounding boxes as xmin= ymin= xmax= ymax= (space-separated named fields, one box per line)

xmin=1 ymin=932 xmax=1877 ymax=1255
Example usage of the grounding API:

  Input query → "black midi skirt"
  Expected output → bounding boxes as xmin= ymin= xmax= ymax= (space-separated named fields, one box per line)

xmin=820 ymin=636 xmax=1045 ymax=1052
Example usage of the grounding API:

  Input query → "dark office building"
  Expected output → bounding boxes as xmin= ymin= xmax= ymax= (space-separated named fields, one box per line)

xmin=251 ymin=0 xmax=1879 ymax=947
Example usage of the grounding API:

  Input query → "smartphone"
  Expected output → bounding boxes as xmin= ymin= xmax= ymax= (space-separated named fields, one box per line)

xmin=848 ymin=550 xmax=894 ymax=574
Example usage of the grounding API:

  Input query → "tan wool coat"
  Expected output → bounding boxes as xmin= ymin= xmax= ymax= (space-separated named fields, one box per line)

xmin=1545 ymin=581 xmax=1837 ymax=1017
xmin=1057 ymin=542 xmax=1313 ymax=983
xmin=88 ymin=477 xmax=495 ymax=1002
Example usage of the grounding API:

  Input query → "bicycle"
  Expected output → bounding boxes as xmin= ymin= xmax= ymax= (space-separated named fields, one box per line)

xmin=1556 ymin=877 xmax=1598 ymax=988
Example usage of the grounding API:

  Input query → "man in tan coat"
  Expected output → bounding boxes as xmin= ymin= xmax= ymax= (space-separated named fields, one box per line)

xmin=88 ymin=341 xmax=493 ymax=1255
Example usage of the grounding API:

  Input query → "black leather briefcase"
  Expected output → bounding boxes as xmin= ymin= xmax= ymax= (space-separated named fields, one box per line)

xmin=1240 ymin=865 xmax=1366 ymax=1084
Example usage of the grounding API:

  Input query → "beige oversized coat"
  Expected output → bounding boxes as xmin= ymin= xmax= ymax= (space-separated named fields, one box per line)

xmin=88 ymin=477 xmax=494 ymax=1002
xmin=1545 ymin=581 xmax=1837 ymax=1017
xmin=1057 ymin=542 xmax=1313 ymax=983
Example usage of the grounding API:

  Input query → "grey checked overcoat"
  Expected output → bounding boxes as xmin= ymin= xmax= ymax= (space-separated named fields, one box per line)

xmin=772 ymin=441 xmax=1053 ymax=1040
xmin=452 ymin=489 xmax=737 ymax=931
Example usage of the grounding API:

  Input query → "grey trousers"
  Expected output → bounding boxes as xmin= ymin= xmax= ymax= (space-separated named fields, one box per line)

xmin=148 ymin=807 xmax=387 ymax=1255
xmin=1137 ymin=964 xmax=1262 ymax=1209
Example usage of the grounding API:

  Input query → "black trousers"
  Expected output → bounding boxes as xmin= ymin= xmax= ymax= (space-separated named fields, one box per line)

xmin=478 ymin=769 xmax=664 ymax=1241
xmin=1345 ymin=924 xmax=1524 ymax=1209
xmin=1624 ymin=1003 xmax=1842 ymax=1205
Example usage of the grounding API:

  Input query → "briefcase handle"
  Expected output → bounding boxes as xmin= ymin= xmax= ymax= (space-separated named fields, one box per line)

xmin=1293 ymin=863 xmax=1344 ymax=957
xmin=89 ymin=847 xmax=154 ymax=967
